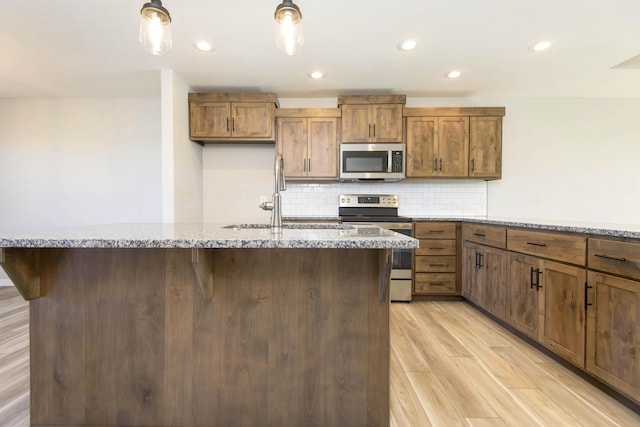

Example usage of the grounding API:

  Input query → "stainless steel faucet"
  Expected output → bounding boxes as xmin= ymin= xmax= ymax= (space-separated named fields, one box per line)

xmin=259 ymin=153 xmax=286 ymax=232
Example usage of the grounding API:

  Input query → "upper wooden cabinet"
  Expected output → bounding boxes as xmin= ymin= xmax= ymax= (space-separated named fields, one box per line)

xmin=189 ymin=93 xmax=278 ymax=143
xmin=403 ymin=107 xmax=505 ymax=180
xmin=276 ymin=109 xmax=340 ymax=180
xmin=470 ymin=116 xmax=502 ymax=179
xmin=405 ymin=116 xmax=469 ymax=178
xmin=338 ymin=95 xmax=405 ymax=143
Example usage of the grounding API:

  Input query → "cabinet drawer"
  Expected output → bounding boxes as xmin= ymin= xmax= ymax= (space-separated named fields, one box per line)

xmin=415 ymin=255 xmax=456 ymax=272
xmin=415 ymin=222 xmax=456 ymax=239
xmin=588 ymin=238 xmax=640 ymax=281
xmin=416 ymin=239 xmax=456 ymax=256
xmin=462 ymin=223 xmax=506 ymax=248
xmin=414 ymin=273 xmax=456 ymax=294
xmin=507 ymin=229 xmax=586 ymax=266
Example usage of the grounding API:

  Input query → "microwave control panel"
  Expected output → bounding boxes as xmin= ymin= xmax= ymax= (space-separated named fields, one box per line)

xmin=391 ymin=150 xmax=403 ymax=173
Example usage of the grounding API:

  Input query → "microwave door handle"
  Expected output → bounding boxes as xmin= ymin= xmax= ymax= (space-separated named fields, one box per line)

xmin=387 ymin=151 xmax=392 ymax=172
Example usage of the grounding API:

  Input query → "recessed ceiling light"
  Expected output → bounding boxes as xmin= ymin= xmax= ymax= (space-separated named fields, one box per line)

xmin=398 ymin=39 xmax=417 ymax=51
xmin=447 ymin=70 xmax=462 ymax=79
xmin=195 ymin=40 xmax=215 ymax=52
xmin=531 ymin=40 xmax=552 ymax=52
xmin=309 ymin=71 xmax=324 ymax=79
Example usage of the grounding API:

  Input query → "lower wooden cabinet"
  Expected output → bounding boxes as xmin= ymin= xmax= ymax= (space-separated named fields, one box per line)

xmin=462 ymin=243 xmax=481 ymax=303
xmin=462 ymin=242 xmax=506 ymax=319
xmin=505 ymin=252 xmax=586 ymax=367
xmin=414 ymin=222 xmax=458 ymax=296
xmin=461 ymin=223 xmax=640 ymax=405
xmin=586 ymin=271 xmax=640 ymax=403
xmin=539 ymin=260 xmax=586 ymax=367
xmin=506 ymin=252 xmax=541 ymax=339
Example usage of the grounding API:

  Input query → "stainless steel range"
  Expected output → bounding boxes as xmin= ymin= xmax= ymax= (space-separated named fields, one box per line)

xmin=339 ymin=194 xmax=413 ymax=302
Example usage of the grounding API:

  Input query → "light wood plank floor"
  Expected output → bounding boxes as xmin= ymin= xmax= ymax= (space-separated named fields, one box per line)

xmin=1 ymin=286 xmax=639 ymax=426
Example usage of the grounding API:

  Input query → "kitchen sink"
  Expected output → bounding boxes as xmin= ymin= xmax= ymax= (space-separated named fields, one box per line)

xmin=224 ymin=223 xmax=354 ymax=230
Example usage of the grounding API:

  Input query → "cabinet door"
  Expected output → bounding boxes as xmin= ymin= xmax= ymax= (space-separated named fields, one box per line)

xmin=506 ymin=252 xmax=541 ymax=339
xmin=462 ymin=242 xmax=481 ymax=303
xmin=406 ymin=117 xmax=438 ymax=177
xmin=470 ymin=116 xmax=502 ymax=179
xmin=308 ymin=118 xmax=338 ymax=178
xmin=540 ymin=260 xmax=586 ymax=367
xmin=438 ymin=117 xmax=469 ymax=177
xmin=341 ymin=105 xmax=371 ymax=142
xmin=277 ymin=118 xmax=308 ymax=177
xmin=371 ymin=104 xmax=403 ymax=143
xmin=480 ymin=246 xmax=507 ymax=320
xmin=190 ymin=102 xmax=231 ymax=138
xmin=586 ymin=271 xmax=640 ymax=402
xmin=232 ymin=102 xmax=274 ymax=138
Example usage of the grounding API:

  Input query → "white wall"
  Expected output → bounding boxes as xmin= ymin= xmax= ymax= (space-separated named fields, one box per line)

xmin=488 ymin=98 xmax=640 ymax=224
xmin=0 ymin=97 xmax=163 ymax=284
xmin=161 ymin=70 xmax=203 ymax=223
xmin=202 ymin=144 xmax=275 ymax=224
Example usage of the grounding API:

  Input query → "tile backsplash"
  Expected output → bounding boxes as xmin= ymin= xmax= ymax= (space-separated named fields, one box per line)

xmin=282 ymin=180 xmax=487 ymax=218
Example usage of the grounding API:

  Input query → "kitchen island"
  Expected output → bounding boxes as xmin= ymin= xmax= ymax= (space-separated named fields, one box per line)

xmin=0 ymin=223 xmax=417 ymax=427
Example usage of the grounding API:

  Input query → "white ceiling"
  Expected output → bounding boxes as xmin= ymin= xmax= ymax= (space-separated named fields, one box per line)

xmin=2 ymin=0 xmax=639 ymax=99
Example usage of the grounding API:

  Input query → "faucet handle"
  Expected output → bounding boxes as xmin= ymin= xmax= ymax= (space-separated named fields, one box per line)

xmin=259 ymin=200 xmax=274 ymax=211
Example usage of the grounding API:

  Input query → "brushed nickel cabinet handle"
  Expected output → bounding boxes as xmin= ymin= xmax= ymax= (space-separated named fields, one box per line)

xmin=473 ymin=232 xmax=486 ymax=237
xmin=429 ymin=282 xmax=445 ymax=286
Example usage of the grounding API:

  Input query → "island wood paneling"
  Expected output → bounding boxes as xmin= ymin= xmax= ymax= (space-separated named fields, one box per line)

xmin=26 ymin=247 xmax=389 ymax=427
xmin=4 ymin=287 xmax=640 ymax=427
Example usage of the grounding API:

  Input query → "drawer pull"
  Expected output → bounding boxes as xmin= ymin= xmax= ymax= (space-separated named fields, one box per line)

xmin=428 ymin=230 xmax=445 ymax=233
xmin=473 ymin=232 xmax=486 ymax=237
xmin=429 ymin=246 xmax=445 ymax=250
xmin=527 ymin=242 xmax=547 ymax=247
xmin=594 ymin=254 xmax=627 ymax=262
xmin=430 ymin=264 xmax=446 ymax=267
xmin=429 ymin=282 xmax=445 ymax=286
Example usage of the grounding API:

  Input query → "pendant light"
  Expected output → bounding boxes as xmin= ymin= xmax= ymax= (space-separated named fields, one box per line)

xmin=274 ymin=0 xmax=304 ymax=56
xmin=139 ymin=0 xmax=172 ymax=56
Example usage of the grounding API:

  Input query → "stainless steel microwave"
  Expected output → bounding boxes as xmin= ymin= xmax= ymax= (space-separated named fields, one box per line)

xmin=339 ymin=143 xmax=406 ymax=182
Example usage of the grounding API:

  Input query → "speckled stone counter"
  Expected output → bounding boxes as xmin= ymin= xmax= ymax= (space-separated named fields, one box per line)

xmin=0 ymin=222 xmax=419 ymax=249
xmin=412 ymin=216 xmax=640 ymax=239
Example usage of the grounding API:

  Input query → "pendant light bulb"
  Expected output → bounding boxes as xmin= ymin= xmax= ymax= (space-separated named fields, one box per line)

xmin=274 ymin=0 xmax=303 ymax=56
xmin=139 ymin=0 xmax=172 ymax=56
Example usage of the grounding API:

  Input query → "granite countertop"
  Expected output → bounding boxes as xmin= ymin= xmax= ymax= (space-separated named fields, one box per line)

xmin=412 ymin=216 xmax=640 ymax=239
xmin=0 ymin=223 xmax=419 ymax=249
